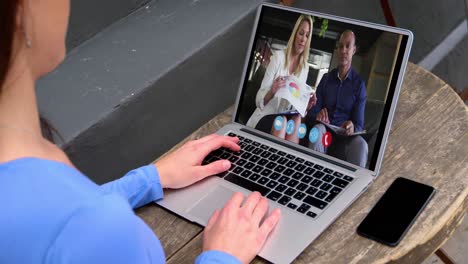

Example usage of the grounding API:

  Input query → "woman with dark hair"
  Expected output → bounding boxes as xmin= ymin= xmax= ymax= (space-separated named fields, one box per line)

xmin=0 ymin=0 xmax=280 ymax=263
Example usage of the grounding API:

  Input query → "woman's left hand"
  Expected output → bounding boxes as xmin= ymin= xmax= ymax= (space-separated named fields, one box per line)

xmin=154 ymin=134 xmax=240 ymax=189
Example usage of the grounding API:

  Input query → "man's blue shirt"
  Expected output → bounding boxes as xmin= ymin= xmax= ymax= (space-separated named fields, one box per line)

xmin=309 ymin=67 xmax=367 ymax=131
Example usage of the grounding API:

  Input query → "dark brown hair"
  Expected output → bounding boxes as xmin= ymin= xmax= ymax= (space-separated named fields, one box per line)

xmin=0 ymin=0 xmax=19 ymax=91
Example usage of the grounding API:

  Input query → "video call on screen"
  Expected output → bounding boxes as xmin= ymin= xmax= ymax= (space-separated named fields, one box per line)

xmin=236 ymin=6 xmax=408 ymax=170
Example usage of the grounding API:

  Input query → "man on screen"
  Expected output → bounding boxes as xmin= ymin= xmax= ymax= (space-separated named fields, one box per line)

xmin=306 ymin=30 xmax=368 ymax=167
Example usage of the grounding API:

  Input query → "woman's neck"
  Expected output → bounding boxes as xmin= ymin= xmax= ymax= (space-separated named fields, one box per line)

xmin=0 ymin=55 xmax=41 ymax=138
xmin=289 ymin=52 xmax=301 ymax=75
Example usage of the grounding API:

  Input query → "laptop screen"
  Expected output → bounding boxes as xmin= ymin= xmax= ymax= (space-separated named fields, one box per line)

xmin=234 ymin=5 xmax=410 ymax=171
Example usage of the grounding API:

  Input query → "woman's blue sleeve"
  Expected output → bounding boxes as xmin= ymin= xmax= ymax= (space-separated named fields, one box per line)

xmin=195 ymin=250 xmax=241 ymax=264
xmin=99 ymin=164 xmax=163 ymax=208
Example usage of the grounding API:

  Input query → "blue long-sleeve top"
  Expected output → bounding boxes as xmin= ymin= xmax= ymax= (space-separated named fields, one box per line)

xmin=309 ymin=67 xmax=367 ymax=132
xmin=0 ymin=157 xmax=240 ymax=264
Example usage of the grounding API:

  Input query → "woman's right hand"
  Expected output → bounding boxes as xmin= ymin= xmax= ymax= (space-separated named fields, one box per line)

xmin=264 ymin=76 xmax=286 ymax=106
xmin=202 ymin=192 xmax=281 ymax=264
xmin=271 ymin=76 xmax=287 ymax=94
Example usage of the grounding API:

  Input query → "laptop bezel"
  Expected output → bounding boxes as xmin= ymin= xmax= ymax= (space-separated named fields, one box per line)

xmin=231 ymin=3 xmax=413 ymax=177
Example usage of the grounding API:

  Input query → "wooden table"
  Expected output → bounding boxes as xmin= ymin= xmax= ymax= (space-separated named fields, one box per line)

xmin=136 ymin=63 xmax=468 ymax=263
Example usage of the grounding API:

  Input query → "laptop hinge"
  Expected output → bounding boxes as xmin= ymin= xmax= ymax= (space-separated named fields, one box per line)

xmin=240 ymin=128 xmax=357 ymax=172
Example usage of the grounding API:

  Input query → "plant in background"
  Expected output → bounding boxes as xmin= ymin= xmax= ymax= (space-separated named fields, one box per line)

xmin=312 ymin=16 xmax=329 ymax=38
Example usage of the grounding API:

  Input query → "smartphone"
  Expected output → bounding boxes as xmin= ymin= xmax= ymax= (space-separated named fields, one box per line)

xmin=357 ymin=177 xmax=435 ymax=246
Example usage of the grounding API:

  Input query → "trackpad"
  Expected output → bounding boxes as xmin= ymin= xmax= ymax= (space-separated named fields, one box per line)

xmin=187 ymin=185 xmax=235 ymax=226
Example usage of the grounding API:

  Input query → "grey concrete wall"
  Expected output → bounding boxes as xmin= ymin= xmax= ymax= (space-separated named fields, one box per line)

xmin=37 ymin=0 xmax=267 ymax=183
xmin=293 ymin=0 xmax=466 ymax=63
xmin=67 ymin=0 xmax=150 ymax=49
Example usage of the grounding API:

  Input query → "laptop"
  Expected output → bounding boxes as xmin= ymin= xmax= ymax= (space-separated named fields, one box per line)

xmin=158 ymin=3 xmax=413 ymax=263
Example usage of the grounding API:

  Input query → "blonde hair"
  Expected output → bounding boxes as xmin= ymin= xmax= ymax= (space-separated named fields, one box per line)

xmin=284 ymin=14 xmax=313 ymax=76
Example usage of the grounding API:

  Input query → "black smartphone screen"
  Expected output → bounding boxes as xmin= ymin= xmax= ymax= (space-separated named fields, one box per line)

xmin=357 ymin=177 xmax=435 ymax=246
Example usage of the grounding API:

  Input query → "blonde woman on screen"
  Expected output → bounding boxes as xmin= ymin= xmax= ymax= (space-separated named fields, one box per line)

xmin=247 ymin=14 xmax=315 ymax=143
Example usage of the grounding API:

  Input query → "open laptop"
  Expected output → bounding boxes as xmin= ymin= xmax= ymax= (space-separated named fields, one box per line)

xmin=158 ymin=3 xmax=413 ymax=263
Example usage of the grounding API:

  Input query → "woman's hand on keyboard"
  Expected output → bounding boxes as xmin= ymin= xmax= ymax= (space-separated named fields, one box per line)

xmin=202 ymin=191 xmax=281 ymax=263
xmin=155 ymin=134 xmax=240 ymax=189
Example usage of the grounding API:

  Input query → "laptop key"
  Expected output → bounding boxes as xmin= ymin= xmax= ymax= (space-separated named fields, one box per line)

xmin=277 ymin=157 xmax=288 ymax=165
xmin=286 ymin=179 xmax=299 ymax=188
xmin=304 ymin=167 xmax=316 ymax=175
xmin=249 ymin=155 xmax=260 ymax=163
xmin=295 ymin=164 xmax=306 ymax=172
xmin=244 ymin=162 xmax=255 ymax=170
xmin=266 ymin=161 xmax=277 ymax=169
xmin=252 ymin=141 xmax=261 ymax=146
xmin=304 ymin=161 xmax=314 ymax=167
xmin=330 ymin=186 xmax=343 ymax=194
xmin=306 ymin=211 xmax=317 ymax=218
xmin=332 ymin=178 xmax=349 ymax=188
xmin=224 ymin=173 xmax=270 ymax=196
xmin=333 ymin=171 xmax=344 ymax=178
xmin=253 ymin=165 xmax=263 ymax=173
xmin=322 ymin=174 xmax=334 ymax=183
xmin=278 ymin=196 xmax=291 ymax=205
xmin=233 ymin=167 xmax=244 ymax=175
xmin=260 ymin=151 xmax=271 ymax=158
xmin=237 ymin=159 xmax=247 ymax=166
xmin=266 ymin=180 xmax=278 ymax=189
xmin=283 ymin=168 xmax=294 ymax=176
xmin=241 ymin=152 xmax=252 ymax=159
xmin=269 ymin=172 xmax=281 ymax=180
xmin=325 ymin=192 xmax=338 ymax=202
xmin=260 ymin=168 xmax=272 ymax=177
xmin=267 ymin=191 xmax=282 ymax=201
xmin=313 ymin=164 xmax=324 ymax=170
xmin=278 ymin=176 xmax=289 ymax=184
xmin=287 ymin=203 xmax=298 ymax=209
xmin=277 ymin=151 xmax=287 ymax=156
xmin=244 ymin=145 xmax=255 ymax=152
xmin=258 ymin=177 xmax=269 ymax=185
xmin=297 ymin=183 xmax=308 ymax=191
xmin=252 ymin=148 xmax=263 ymax=155
xmin=244 ymin=138 xmax=252 ymax=143
xmin=297 ymin=203 xmax=311 ymax=213
xmin=228 ymin=156 xmax=239 ymax=163
xmin=258 ymin=158 xmax=269 ymax=166
xmin=269 ymin=147 xmax=278 ymax=153
xmin=324 ymin=168 xmax=334 ymax=174
xmin=306 ymin=187 xmax=318 ymax=195
xmin=295 ymin=157 xmax=305 ymax=163
xmin=311 ymin=179 xmax=322 ymax=187
xmin=301 ymin=176 xmax=313 ymax=184
xmin=315 ymin=190 xmax=327 ymax=199
xmin=286 ymin=154 xmax=295 ymax=159
xmin=275 ymin=184 xmax=287 ymax=192
xmin=343 ymin=175 xmax=354 ymax=182
xmin=249 ymin=173 xmax=261 ymax=181
xmin=286 ymin=160 xmax=298 ymax=168
xmin=304 ymin=195 xmax=328 ymax=210
xmin=260 ymin=144 xmax=269 ymax=150
xmin=293 ymin=192 xmax=306 ymax=201
xmin=285 ymin=188 xmax=296 ymax=196
xmin=227 ymin=132 xmax=236 ymax=137
xmin=320 ymin=183 xmax=333 ymax=191
xmin=292 ymin=172 xmax=304 ymax=180
xmin=240 ymin=170 xmax=252 ymax=178
xmin=274 ymin=165 xmax=286 ymax=173
xmin=269 ymin=154 xmax=280 ymax=162
xmin=312 ymin=171 xmax=325 ymax=179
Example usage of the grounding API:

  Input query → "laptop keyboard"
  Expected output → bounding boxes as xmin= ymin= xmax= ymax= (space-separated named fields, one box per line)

xmin=202 ymin=132 xmax=355 ymax=219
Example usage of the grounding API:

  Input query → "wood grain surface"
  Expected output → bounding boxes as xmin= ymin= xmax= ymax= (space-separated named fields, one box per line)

xmin=137 ymin=63 xmax=468 ymax=263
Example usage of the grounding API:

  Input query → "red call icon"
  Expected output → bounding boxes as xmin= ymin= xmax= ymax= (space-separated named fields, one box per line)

xmin=322 ymin=132 xmax=332 ymax=147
